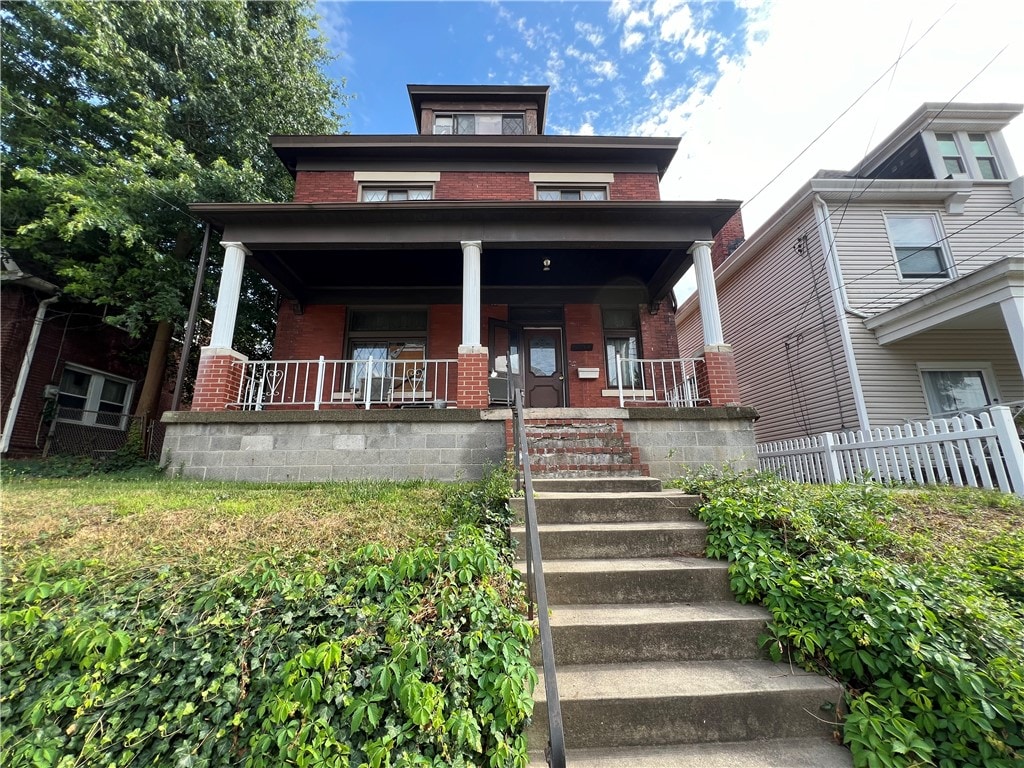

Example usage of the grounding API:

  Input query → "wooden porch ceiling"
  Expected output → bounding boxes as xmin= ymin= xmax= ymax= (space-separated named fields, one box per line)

xmin=190 ymin=200 xmax=740 ymax=306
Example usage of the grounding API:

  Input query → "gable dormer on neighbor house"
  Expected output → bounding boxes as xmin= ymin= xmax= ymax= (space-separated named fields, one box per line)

xmin=163 ymin=84 xmax=756 ymax=482
xmin=677 ymin=102 xmax=1023 ymax=445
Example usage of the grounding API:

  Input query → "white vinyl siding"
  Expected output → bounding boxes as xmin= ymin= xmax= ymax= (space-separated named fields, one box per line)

xmin=677 ymin=209 xmax=859 ymax=443
xmin=849 ymin=325 xmax=1022 ymax=426
xmin=834 ymin=185 xmax=1024 ymax=315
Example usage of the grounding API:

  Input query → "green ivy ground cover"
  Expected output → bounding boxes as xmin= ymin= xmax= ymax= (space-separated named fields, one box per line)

xmin=673 ymin=470 xmax=1024 ymax=768
xmin=1 ymin=468 xmax=535 ymax=767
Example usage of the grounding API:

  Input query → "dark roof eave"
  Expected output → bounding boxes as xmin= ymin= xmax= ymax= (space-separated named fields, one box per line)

xmin=269 ymin=134 xmax=682 ymax=177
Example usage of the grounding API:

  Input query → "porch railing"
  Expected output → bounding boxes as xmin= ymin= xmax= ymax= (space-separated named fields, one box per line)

xmin=757 ymin=406 xmax=1024 ymax=497
xmin=235 ymin=357 xmax=457 ymax=410
xmin=615 ymin=356 xmax=708 ymax=407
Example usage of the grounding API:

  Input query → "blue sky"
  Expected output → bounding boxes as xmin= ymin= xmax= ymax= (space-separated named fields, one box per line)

xmin=315 ymin=0 xmax=1023 ymax=296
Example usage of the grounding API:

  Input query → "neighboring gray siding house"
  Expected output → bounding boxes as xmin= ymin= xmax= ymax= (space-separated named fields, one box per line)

xmin=677 ymin=103 xmax=1024 ymax=443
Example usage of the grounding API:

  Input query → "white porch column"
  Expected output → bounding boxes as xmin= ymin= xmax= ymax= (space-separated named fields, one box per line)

xmin=208 ymin=241 xmax=250 ymax=350
xmin=1001 ymin=296 xmax=1024 ymax=379
xmin=689 ymin=240 xmax=725 ymax=347
xmin=460 ymin=240 xmax=482 ymax=347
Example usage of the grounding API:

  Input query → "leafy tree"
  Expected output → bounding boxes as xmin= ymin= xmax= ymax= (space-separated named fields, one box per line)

xmin=1 ymin=0 xmax=345 ymax=417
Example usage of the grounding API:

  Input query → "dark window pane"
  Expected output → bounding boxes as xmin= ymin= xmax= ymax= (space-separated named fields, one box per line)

xmin=502 ymin=115 xmax=524 ymax=135
xmin=603 ymin=308 xmax=638 ymax=330
xmin=349 ymin=310 xmax=427 ymax=332
xmin=977 ymin=157 xmax=999 ymax=179
xmin=60 ymin=369 xmax=91 ymax=397
xmin=896 ymin=247 xmax=947 ymax=277
xmin=943 ymin=157 xmax=965 ymax=175
xmin=528 ymin=335 xmax=556 ymax=376
xmin=456 ymin=114 xmax=475 ymax=134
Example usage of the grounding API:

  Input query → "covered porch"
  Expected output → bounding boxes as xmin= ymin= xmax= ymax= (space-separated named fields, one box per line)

xmin=186 ymin=200 xmax=743 ymax=413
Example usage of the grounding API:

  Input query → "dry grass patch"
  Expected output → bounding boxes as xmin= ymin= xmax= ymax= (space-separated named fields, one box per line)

xmin=1 ymin=477 xmax=452 ymax=572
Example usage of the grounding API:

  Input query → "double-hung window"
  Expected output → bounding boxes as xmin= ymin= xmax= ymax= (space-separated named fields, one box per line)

xmin=434 ymin=113 xmax=525 ymax=135
xmin=361 ymin=187 xmax=432 ymax=202
xmin=537 ymin=187 xmax=608 ymax=201
xmin=885 ymin=213 xmax=953 ymax=280
xmin=918 ymin=364 xmax=997 ymax=415
xmin=931 ymin=131 xmax=1005 ymax=180
xmin=56 ymin=365 xmax=134 ymax=428
xmin=603 ymin=308 xmax=641 ymax=387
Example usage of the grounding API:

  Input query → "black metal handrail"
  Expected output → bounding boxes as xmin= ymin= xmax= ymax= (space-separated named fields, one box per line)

xmin=510 ymin=385 xmax=566 ymax=768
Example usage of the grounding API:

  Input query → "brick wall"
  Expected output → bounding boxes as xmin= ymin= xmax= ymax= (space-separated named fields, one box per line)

xmin=290 ymin=170 xmax=663 ymax=203
xmin=564 ymin=304 xmax=608 ymax=407
xmin=704 ymin=348 xmax=742 ymax=406
xmin=639 ymin=299 xmax=680 ymax=359
xmin=456 ymin=349 xmax=489 ymax=408
xmin=273 ymin=304 xmax=347 ymax=359
xmin=712 ymin=210 xmax=746 ymax=270
xmin=293 ymin=171 xmax=358 ymax=203
xmin=1 ymin=287 xmax=152 ymax=456
xmin=191 ymin=352 xmax=246 ymax=412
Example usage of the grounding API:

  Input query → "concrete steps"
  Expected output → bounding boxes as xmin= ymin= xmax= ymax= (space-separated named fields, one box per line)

xmin=516 ymin=474 xmax=850 ymax=766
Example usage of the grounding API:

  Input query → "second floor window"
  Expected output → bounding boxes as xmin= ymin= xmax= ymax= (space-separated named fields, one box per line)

xmin=932 ymin=131 xmax=1005 ymax=180
xmin=434 ymin=113 xmax=525 ymax=135
xmin=537 ymin=187 xmax=608 ymax=201
xmin=885 ymin=213 xmax=953 ymax=280
xmin=361 ymin=187 xmax=432 ymax=202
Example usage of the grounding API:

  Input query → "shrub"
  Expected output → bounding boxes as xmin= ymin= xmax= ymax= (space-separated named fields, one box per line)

xmin=675 ymin=469 xmax=1024 ymax=768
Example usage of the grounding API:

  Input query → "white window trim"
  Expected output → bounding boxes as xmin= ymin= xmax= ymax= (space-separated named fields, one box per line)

xmin=529 ymin=172 xmax=615 ymax=184
xmin=924 ymin=129 xmax=1008 ymax=181
xmin=883 ymin=212 xmax=956 ymax=282
xmin=353 ymin=171 xmax=440 ymax=183
xmin=916 ymin=362 xmax=1001 ymax=416
xmin=56 ymin=363 xmax=135 ymax=429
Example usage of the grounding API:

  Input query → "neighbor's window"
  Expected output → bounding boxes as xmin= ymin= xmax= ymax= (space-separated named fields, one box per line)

xmin=935 ymin=133 xmax=966 ymax=176
xmin=918 ymin=366 xmax=995 ymax=415
xmin=968 ymin=133 xmax=1001 ymax=179
xmin=931 ymin=131 xmax=1005 ymax=180
xmin=537 ymin=187 xmax=608 ymax=201
xmin=361 ymin=187 xmax=432 ymax=202
xmin=603 ymin=307 xmax=641 ymax=387
xmin=885 ymin=214 xmax=953 ymax=280
xmin=433 ymin=113 xmax=525 ymax=135
xmin=56 ymin=365 xmax=133 ymax=428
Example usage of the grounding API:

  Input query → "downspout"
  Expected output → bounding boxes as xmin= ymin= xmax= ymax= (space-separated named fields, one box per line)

xmin=812 ymin=194 xmax=871 ymax=432
xmin=1 ymin=293 xmax=60 ymax=454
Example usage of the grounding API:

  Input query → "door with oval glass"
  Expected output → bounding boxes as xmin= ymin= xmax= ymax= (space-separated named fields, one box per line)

xmin=523 ymin=327 xmax=565 ymax=408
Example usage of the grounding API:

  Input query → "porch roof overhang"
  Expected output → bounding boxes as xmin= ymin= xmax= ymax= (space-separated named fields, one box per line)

xmin=864 ymin=255 xmax=1023 ymax=344
xmin=190 ymin=200 xmax=740 ymax=306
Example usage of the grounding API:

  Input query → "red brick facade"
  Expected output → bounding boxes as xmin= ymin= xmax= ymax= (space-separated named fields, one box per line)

xmin=273 ymin=304 xmax=347 ymax=360
xmin=291 ymin=170 xmax=661 ymax=203
xmin=456 ymin=349 xmax=489 ymax=408
xmin=712 ymin=210 xmax=745 ymax=270
xmin=703 ymin=348 xmax=741 ymax=407
xmin=191 ymin=352 xmax=246 ymax=412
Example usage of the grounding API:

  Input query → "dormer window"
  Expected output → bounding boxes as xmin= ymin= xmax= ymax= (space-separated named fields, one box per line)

xmin=361 ymin=187 xmax=432 ymax=202
xmin=433 ymin=113 xmax=525 ymax=135
xmin=537 ymin=187 xmax=608 ymax=201
xmin=930 ymin=131 xmax=1005 ymax=180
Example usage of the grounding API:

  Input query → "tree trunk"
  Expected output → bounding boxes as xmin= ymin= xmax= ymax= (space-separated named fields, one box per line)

xmin=134 ymin=319 xmax=173 ymax=421
xmin=134 ymin=226 xmax=197 ymax=421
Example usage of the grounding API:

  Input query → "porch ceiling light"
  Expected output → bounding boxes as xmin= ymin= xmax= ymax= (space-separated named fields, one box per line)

xmin=542 ymin=258 xmax=551 ymax=272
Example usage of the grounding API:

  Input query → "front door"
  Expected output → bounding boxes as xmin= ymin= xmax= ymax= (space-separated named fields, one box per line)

xmin=523 ymin=327 xmax=565 ymax=408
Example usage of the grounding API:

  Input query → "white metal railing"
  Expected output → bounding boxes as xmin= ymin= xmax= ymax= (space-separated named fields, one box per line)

xmin=757 ymin=406 xmax=1024 ymax=496
xmin=235 ymin=357 xmax=457 ymax=410
xmin=615 ymin=355 xmax=708 ymax=407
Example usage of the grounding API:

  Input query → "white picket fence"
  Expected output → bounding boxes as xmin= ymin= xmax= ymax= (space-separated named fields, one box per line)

xmin=757 ymin=406 xmax=1024 ymax=496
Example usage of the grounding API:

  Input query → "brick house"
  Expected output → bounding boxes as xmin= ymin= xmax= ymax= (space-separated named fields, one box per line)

xmin=1 ymin=256 xmax=158 ymax=458
xmin=677 ymin=102 xmax=1023 ymax=444
xmin=162 ymin=84 xmax=756 ymax=481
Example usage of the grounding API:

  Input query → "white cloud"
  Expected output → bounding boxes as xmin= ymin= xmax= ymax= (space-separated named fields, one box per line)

xmin=643 ymin=56 xmax=666 ymax=86
xmin=658 ymin=6 xmax=693 ymax=43
xmin=621 ymin=30 xmax=645 ymax=52
xmin=575 ymin=21 xmax=605 ymax=48
xmin=577 ymin=122 xmax=596 ymax=136
xmin=593 ymin=60 xmax=618 ymax=80
xmin=651 ymin=0 xmax=1024 ymax=240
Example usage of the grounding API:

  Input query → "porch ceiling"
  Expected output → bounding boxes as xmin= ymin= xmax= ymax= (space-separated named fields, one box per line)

xmin=191 ymin=200 xmax=740 ymax=305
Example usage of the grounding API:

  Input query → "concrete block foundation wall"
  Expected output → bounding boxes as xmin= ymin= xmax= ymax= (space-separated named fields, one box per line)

xmin=162 ymin=407 xmax=759 ymax=483
xmin=161 ymin=410 xmax=507 ymax=482
xmin=625 ymin=407 xmax=759 ymax=479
